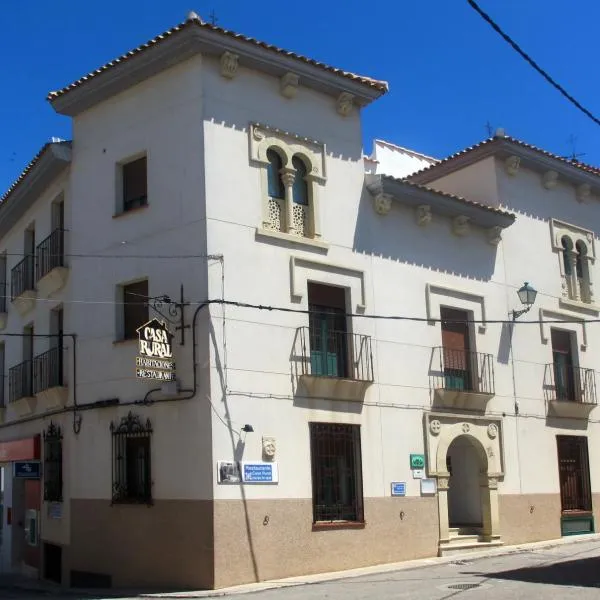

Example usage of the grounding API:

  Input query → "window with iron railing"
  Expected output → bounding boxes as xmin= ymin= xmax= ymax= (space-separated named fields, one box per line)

xmin=309 ymin=423 xmax=364 ymax=523
xmin=44 ymin=422 xmax=63 ymax=502
xmin=11 ymin=255 xmax=35 ymax=300
xmin=110 ymin=412 xmax=152 ymax=505
xmin=33 ymin=347 xmax=63 ymax=394
xmin=36 ymin=229 xmax=65 ymax=281
xmin=8 ymin=360 xmax=33 ymax=402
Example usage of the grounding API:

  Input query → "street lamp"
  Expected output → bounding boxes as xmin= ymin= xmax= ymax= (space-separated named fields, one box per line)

xmin=511 ymin=282 xmax=537 ymax=320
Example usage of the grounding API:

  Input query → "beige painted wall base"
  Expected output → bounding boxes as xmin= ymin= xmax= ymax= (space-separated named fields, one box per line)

xmin=499 ymin=494 xmax=562 ymax=545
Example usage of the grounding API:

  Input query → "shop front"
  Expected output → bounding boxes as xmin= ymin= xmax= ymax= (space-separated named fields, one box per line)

xmin=0 ymin=435 xmax=42 ymax=577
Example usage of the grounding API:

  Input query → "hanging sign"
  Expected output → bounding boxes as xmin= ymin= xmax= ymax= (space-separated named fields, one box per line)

xmin=14 ymin=461 xmax=41 ymax=479
xmin=135 ymin=319 xmax=176 ymax=381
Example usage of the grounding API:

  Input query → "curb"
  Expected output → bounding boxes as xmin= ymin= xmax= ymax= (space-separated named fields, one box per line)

xmin=6 ymin=533 xmax=600 ymax=599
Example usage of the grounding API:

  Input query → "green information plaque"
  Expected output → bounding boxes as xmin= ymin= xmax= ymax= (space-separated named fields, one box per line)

xmin=410 ymin=454 xmax=425 ymax=469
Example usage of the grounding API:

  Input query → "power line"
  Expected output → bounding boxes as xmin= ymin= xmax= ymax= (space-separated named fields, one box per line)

xmin=1 ymin=296 xmax=598 ymax=325
xmin=2 ymin=252 xmax=217 ymax=260
xmin=466 ymin=0 xmax=600 ymax=127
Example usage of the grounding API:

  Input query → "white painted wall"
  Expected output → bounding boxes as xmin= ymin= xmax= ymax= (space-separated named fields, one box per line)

xmin=368 ymin=139 xmax=437 ymax=179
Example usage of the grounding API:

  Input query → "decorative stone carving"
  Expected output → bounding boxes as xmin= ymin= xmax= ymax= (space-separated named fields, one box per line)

xmin=280 ymin=169 xmax=296 ymax=188
xmin=486 ymin=446 xmax=494 ymax=458
xmin=262 ymin=436 xmax=276 ymax=460
xmin=373 ymin=194 xmax=392 ymax=216
xmin=577 ymin=183 xmax=591 ymax=203
xmin=452 ymin=215 xmax=470 ymax=236
xmin=487 ymin=423 xmax=498 ymax=439
xmin=252 ymin=128 xmax=265 ymax=142
xmin=416 ymin=204 xmax=432 ymax=227
xmin=437 ymin=477 xmax=450 ymax=491
xmin=280 ymin=72 xmax=299 ymax=99
xmin=542 ymin=170 xmax=558 ymax=189
xmin=220 ymin=52 xmax=239 ymax=79
xmin=488 ymin=476 xmax=499 ymax=490
xmin=430 ymin=419 xmax=442 ymax=435
xmin=336 ymin=92 xmax=354 ymax=117
xmin=487 ymin=226 xmax=502 ymax=246
xmin=461 ymin=422 xmax=471 ymax=434
xmin=505 ymin=155 xmax=520 ymax=176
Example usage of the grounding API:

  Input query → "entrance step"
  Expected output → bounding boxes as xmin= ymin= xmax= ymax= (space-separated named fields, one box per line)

xmin=439 ymin=539 xmax=503 ymax=557
xmin=449 ymin=526 xmax=482 ymax=536
xmin=447 ymin=534 xmax=479 ymax=544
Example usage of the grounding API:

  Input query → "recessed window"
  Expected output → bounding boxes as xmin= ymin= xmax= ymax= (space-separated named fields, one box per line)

xmin=267 ymin=149 xmax=285 ymax=200
xmin=122 ymin=156 xmax=148 ymax=213
xmin=121 ymin=280 xmax=149 ymax=340
xmin=111 ymin=412 xmax=152 ymax=505
xmin=309 ymin=422 xmax=363 ymax=523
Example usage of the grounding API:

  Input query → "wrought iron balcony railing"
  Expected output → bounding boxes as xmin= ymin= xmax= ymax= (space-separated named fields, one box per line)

xmin=295 ymin=327 xmax=373 ymax=382
xmin=36 ymin=229 xmax=65 ymax=282
xmin=33 ymin=347 xmax=63 ymax=394
xmin=9 ymin=360 xmax=33 ymax=402
xmin=544 ymin=363 xmax=596 ymax=405
xmin=435 ymin=347 xmax=495 ymax=396
xmin=11 ymin=255 xmax=35 ymax=300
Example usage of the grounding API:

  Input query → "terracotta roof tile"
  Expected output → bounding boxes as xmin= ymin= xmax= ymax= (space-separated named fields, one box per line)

xmin=407 ymin=135 xmax=600 ymax=181
xmin=1 ymin=141 xmax=71 ymax=204
xmin=47 ymin=18 xmax=388 ymax=102
xmin=386 ymin=176 xmax=515 ymax=219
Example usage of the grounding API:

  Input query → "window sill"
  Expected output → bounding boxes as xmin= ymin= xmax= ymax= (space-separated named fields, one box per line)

xmin=255 ymin=228 xmax=329 ymax=251
xmin=312 ymin=521 xmax=366 ymax=531
xmin=558 ymin=297 xmax=600 ymax=315
xmin=113 ymin=204 xmax=149 ymax=219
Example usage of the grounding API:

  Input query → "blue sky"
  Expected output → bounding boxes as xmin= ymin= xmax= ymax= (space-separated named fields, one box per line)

xmin=2 ymin=1 xmax=600 ymax=192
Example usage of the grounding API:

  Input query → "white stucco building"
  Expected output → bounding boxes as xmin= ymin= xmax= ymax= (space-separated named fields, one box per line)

xmin=0 ymin=11 xmax=599 ymax=591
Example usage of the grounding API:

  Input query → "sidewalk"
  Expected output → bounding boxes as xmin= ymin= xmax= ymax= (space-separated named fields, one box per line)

xmin=3 ymin=533 xmax=600 ymax=599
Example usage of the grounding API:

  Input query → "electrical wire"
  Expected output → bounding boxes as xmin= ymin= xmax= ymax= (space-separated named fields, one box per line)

xmin=0 ymin=296 xmax=599 ymax=324
xmin=466 ymin=0 xmax=600 ymax=127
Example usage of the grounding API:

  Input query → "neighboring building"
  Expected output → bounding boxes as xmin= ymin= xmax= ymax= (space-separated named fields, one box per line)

xmin=0 ymin=11 xmax=599 ymax=592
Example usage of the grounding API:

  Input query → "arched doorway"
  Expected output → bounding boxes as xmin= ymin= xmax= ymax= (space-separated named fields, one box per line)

xmin=447 ymin=435 xmax=486 ymax=530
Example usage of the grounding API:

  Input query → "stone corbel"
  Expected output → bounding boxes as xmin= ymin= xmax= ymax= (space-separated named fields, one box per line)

xmin=220 ymin=52 xmax=239 ymax=79
xmin=337 ymin=92 xmax=354 ymax=117
xmin=542 ymin=170 xmax=558 ymax=190
xmin=416 ymin=205 xmax=432 ymax=227
xmin=487 ymin=226 xmax=502 ymax=246
xmin=505 ymin=155 xmax=520 ymax=176
xmin=373 ymin=194 xmax=392 ymax=216
xmin=452 ymin=215 xmax=470 ymax=236
xmin=280 ymin=72 xmax=299 ymax=99
xmin=577 ymin=183 xmax=591 ymax=203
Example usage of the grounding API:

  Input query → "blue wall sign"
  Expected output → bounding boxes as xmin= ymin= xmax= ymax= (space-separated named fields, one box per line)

xmin=242 ymin=462 xmax=279 ymax=483
xmin=391 ymin=481 xmax=406 ymax=497
xmin=14 ymin=461 xmax=41 ymax=479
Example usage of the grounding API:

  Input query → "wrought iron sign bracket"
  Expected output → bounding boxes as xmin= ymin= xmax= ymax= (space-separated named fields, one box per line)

xmin=147 ymin=284 xmax=190 ymax=346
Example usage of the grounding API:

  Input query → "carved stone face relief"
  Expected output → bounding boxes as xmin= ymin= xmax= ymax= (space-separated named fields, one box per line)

xmin=487 ymin=423 xmax=498 ymax=439
xmin=262 ymin=436 xmax=276 ymax=460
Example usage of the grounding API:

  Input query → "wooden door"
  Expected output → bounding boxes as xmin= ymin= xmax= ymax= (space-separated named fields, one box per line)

xmin=441 ymin=308 xmax=472 ymax=391
xmin=557 ymin=436 xmax=591 ymax=514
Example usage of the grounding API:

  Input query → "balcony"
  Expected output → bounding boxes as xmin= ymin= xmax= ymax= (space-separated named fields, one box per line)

xmin=11 ymin=255 xmax=36 ymax=315
xmin=294 ymin=327 xmax=373 ymax=402
xmin=36 ymin=229 xmax=68 ymax=297
xmin=544 ymin=363 xmax=597 ymax=419
xmin=34 ymin=347 xmax=68 ymax=410
xmin=9 ymin=360 xmax=36 ymax=416
xmin=432 ymin=347 xmax=495 ymax=411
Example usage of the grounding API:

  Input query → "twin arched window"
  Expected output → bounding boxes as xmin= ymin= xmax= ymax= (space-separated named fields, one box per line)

xmin=561 ymin=235 xmax=592 ymax=303
xmin=265 ymin=147 xmax=310 ymax=236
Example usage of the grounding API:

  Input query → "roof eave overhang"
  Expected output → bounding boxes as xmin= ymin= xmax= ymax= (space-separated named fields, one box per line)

xmin=366 ymin=174 xmax=515 ymax=229
xmin=0 ymin=144 xmax=71 ymax=238
xmin=49 ymin=26 xmax=386 ymax=117
xmin=408 ymin=139 xmax=600 ymax=189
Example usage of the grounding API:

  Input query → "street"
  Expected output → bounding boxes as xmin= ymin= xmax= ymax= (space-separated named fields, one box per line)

xmin=1 ymin=539 xmax=600 ymax=599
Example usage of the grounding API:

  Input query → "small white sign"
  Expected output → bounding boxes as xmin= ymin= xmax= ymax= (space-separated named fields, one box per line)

xmin=421 ymin=478 xmax=437 ymax=496
xmin=412 ymin=469 xmax=424 ymax=479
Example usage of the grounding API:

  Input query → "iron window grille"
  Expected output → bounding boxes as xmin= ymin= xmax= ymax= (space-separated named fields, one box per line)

xmin=110 ymin=412 xmax=153 ymax=505
xmin=43 ymin=422 xmax=63 ymax=502
xmin=309 ymin=423 xmax=364 ymax=523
